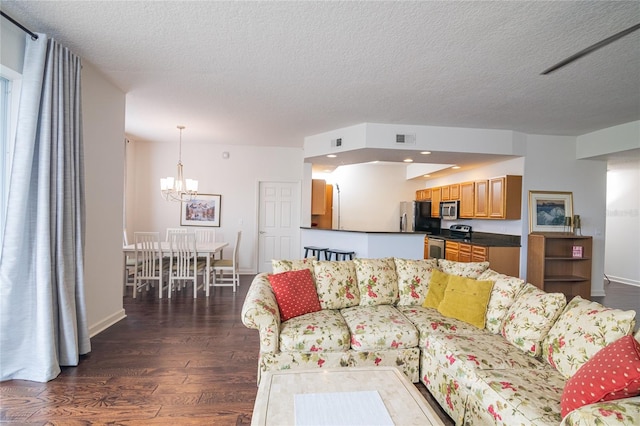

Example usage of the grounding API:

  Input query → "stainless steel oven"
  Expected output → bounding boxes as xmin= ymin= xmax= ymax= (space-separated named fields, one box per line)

xmin=427 ymin=237 xmax=445 ymax=259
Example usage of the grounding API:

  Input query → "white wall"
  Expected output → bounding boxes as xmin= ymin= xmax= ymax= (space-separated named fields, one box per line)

xmin=522 ymin=134 xmax=608 ymax=296
xmin=126 ymin=140 xmax=304 ymax=273
xmin=605 ymin=161 xmax=640 ymax=287
xmin=82 ymin=61 xmax=127 ymax=335
xmin=315 ymin=162 xmax=425 ymax=231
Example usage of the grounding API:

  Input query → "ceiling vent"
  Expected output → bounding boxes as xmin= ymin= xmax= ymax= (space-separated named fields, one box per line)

xmin=331 ymin=138 xmax=343 ymax=148
xmin=396 ymin=134 xmax=416 ymax=145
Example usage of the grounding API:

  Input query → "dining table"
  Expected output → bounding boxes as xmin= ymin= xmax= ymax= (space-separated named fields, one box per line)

xmin=123 ymin=241 xmax=228 ymax=297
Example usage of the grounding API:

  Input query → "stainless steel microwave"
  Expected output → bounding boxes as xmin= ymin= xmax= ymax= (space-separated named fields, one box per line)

xmin=440 ymin=201 xmax=459 ymax=220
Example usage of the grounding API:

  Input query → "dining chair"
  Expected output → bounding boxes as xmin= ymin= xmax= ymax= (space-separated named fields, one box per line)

xmin=133 ymin=231 xmax=164 ymax=298
xmin=211 ymin=231 xmax=241 ymax=292
xmin=167 ymin=231 xmax=206 ymax=298
xmin=165 ymin=227 xmax=190 ymax=241
xmin=123 ymin=229 xmax=137 ymax=292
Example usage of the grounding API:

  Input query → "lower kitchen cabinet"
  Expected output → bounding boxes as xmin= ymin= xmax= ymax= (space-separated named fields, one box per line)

xmin=446 ymin=242 xmax=520 ymax=277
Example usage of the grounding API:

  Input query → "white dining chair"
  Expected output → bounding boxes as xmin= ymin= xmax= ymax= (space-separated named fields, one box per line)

xmin=133 ymin=231 xmax=164 ymax=298
xmin=194 ymin=228 xmax=216 ymax=243
xmin=211 ymin=231 xmax=241 ymax=292
xmin=123 ymin=229 xmax=137 ymax=292
xmin=165 ymin=227 xmax=190 ymax=242
xmin=167 ymin=231 xmax=206 ymax=298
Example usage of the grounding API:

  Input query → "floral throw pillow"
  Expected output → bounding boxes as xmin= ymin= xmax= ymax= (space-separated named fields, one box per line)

xmin=438 ymin=259 xmax=490 ymax=279
xmin=313 ymin=260 xmax=360 ymax=309
xmin=353 ymin=258 xmax=399 ymax=306
xmin=500 ymin=284 xmax=566 ymax=357
xmin=543 ymin=296 xmax=636 ymax=378
xmin=477 ymin=269 xmax=526 ymax=334
xmin=394 ymin=258 xmax=439 ymax=306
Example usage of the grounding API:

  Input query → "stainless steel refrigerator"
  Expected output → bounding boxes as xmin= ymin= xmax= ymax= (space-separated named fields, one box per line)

xmin=399 ymin=201 xmax=441 ymax=233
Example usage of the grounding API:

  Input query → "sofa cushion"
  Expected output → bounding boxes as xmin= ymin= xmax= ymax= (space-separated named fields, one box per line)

xmin=394 ymin=258 xmax=439 ymax=306
xmin=465 ymin=367 xmax=566 ymax=425
xmin=501 ymin=283 xmax=566 ymax=357
xmin=279 ymin=309 xmax=351 ymax=352
xmin=437 ymin=275 xmax=494 ymax=329
xmin=313 ymin=260 xmax=360 ymax=309
xmin=543 ymin=296 xmax=637 ymax=379
xmin=561 ymin=335 xmax=640 ymax=418
xmin=272 ymin=257 xmax=316 ymax=275
xmin=424 ymin=333 xmax=545 ymax=383
xmin=477 ymin=269 xmax=527 ymax=334
xmin=438 ymin=259 xmax=490 ymax=279
xmin=398 ymin=306 xmax=490 ymax=347
xmin=423 ymin=270 xmax=450 ymax=309
xmin=268 ymin=269 xmax=321 ymax=321
xmin=559 ymin=396 xmax=640 ymax=426
xmin=353 ymin=258 xmax=399 ymax=306
xmin=340 ymin=305 xmax=418 ymax=351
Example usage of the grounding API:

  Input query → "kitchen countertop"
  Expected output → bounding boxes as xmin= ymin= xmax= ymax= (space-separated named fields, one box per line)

xmin=301 ymin=227 xmax=521 ymax=247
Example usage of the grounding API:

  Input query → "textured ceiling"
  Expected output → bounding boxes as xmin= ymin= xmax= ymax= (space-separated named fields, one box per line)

xmin=1 ymin=1 xmax=639 ymax=164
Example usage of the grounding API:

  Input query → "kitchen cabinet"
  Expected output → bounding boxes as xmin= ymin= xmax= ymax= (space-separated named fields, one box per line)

xmin=527 ymin=233 xmax=592 ymax=300
xmin=441 ymin=185 xmax=451 ymax=201
xmin=424 ymin=237 xmax=429 ymax=259
xmin=311 ymin=179 xmax=327 ymax=215
xmin=445 ymin=242 xmax=520 ymax=277
xmin=445 ymin=241 xmax=459 ymax=261
xmin=459 ymin=182 xmax=475 ymax=218
xmin=459 ymin=243 xmax=472 ymax=262
xmin=431 ymin=187 xmax=441 ymax=217
xmin=449 ymin=184 xmax=460 ymax=200
xmin=474 ymin=180 xmax=489 ymax=217
xmin=488 ymin=175 xmax=523 ymax=219
xmin=312 ymin=184 xmax=333 ymax=229
xmin=416 ymin=189 xmax=431 ymax=201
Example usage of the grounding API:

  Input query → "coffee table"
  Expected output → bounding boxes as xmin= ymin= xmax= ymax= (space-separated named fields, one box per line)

xmin=251 ymin=367 xmax=445 ymax=425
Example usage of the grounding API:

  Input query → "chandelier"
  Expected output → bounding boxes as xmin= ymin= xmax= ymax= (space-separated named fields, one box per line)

xmin=160 ymin=125 xmax=198 ymax=202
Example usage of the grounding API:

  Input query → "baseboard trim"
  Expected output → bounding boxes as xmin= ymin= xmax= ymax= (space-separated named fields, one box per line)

xmin=591 ymin=289 xmax=606 ymax=297
xmin=606 ymin=275 xmax=640 ymax=288
xmin=89 ymin=309 xmax=127 ymax=338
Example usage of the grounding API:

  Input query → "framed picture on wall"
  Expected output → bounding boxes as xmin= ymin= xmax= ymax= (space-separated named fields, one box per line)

xmin=180 ymin=194 xmax=221 ymax=227
xmin=528 ymin=190 xmax=573 ymax=233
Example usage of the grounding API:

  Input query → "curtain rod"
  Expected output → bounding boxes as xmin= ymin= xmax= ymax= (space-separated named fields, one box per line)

xmin=1 ymin=11 xmax=39 ymax=40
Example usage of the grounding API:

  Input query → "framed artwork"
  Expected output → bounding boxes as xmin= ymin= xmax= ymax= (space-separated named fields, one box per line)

xmin=528 ymin=190 xmax=573 ymax=233
xmin=180 ymin=194 xmax=221 ymax=227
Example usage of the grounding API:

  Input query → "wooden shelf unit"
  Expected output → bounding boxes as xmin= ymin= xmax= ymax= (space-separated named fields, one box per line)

xmin=527 ymin=233 xmax=592 ymax=300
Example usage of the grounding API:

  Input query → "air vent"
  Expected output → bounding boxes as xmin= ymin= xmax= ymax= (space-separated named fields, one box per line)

xmin=331 ymin=138 xmax=343 ymax=147
xmin=396 ymin=134 xmax=416 ymax=145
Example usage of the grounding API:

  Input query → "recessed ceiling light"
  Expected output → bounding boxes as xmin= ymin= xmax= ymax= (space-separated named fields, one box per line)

xmin=403 ymin=158 xmax=413 ymax=163
xmin=452 ymin=165 xmax=461 ymax=169
xmin=327 ymin=154 xmax=337 ymax=158
xmin=423 ymin=174 xmax=431 ymax=178
xmin=420 ymin=151 xmax=431 ymax=155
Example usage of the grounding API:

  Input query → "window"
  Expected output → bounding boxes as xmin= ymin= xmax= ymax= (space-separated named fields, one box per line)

xmin=0 ymin=70 xmax=21 ymax=251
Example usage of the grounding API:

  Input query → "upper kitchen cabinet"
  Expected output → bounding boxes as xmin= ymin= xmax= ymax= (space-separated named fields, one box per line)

xmin=311 ymin=179 xmax=327 ymax=215
xmin=488 ymin=175 xmax=523 ymax=219
xmin=431 ymin=187 xmax=442 ymax=217
xmin=474 ymin=180 xmax=489 ymax=217
xmin=459 ymin=181 xmax=475 ymax=218
xmin=416 ymin=188 xmax=432 ymax=201
xmin=449 ymin=184 xmax=460 ymax=200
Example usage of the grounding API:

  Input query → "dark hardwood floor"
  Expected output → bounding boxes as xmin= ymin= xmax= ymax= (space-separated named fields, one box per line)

xmin=2 ymin=276 xmax=636 ymax=424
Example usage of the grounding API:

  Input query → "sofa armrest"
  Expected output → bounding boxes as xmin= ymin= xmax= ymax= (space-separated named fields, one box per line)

xmin=560 ymin=396 xmax=640 ymax=426
xmin=241 ymin=272 xmax=281 ymax=353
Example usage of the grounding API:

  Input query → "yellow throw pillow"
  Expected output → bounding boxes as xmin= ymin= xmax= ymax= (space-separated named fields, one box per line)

xmin=437 ymin=275 xmax=494 ymax=329
xmin=422 ymin=270 xmax=450 ymax=309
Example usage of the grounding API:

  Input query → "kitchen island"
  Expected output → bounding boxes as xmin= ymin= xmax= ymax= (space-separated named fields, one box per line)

xmin=300 ymin=227 xmax=429 ymax=260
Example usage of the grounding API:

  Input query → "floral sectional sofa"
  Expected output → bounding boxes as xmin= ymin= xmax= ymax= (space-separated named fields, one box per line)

xmin=241 ymin=257 xmax=640 ymax=425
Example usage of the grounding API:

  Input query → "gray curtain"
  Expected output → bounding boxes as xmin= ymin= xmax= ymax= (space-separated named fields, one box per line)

xmin=0 ymin=34 xmax=90 ymax=382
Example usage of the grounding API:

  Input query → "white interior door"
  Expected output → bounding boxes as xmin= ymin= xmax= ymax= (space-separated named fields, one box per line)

xmin=258 ymin=181 xmax=300 ymax=273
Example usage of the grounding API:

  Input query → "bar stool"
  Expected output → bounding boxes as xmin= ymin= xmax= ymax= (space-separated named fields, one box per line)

xmin=303 ymin=246 xmax=329 ymax=260
xmin=326 ymin=249 xmax=355 ymax=261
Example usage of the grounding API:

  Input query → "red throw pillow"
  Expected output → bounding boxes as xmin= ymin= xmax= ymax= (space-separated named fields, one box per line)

xmin=268 ymin=269 xmax=321 ymax=321
xmin=561 ymin=335 xmax=640 ymax=418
